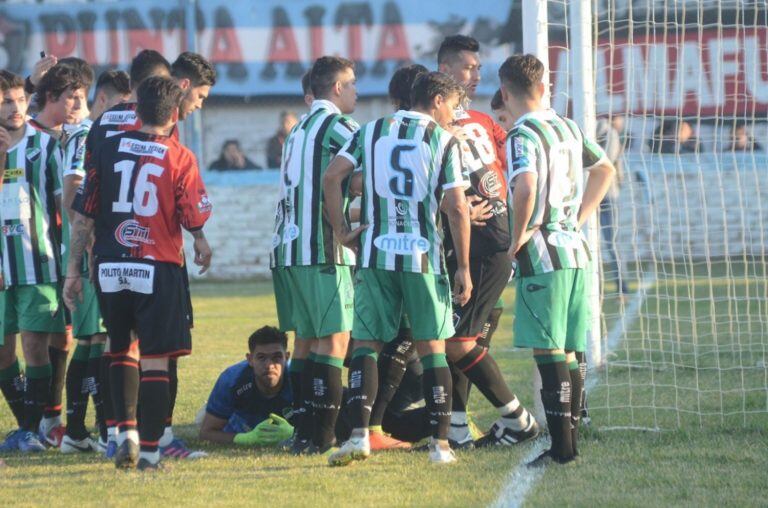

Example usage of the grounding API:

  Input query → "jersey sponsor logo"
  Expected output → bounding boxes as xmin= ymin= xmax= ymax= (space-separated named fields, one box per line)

xmin=0 ymin=182 xmax=32 ymax=220
xmin=2 ymin=224 xmax=25 ymax=236
xmin=547 ymin=230 xmax=583 ymax=248
xmin=235 ymin=381 xmax=253 ymax=397
xmin=478 ymin=170 xmax=502 ymax=198
xmin=114 ymin=219 xmax=155 ymax=248
xmin=25 ymin=147 xmax=41 ymax=162
xmin=197 ymin=194 xmax=212 ymax=213
xmin=98 ymin=262 xmax=155 ymax=294
xmin=374 ymin=233 xmax=429 ymax=256
xmin=118 ymin=138 xmax=168 ymax=160
xmin=514 ymin=138 xmax=525 ymax=158
xmin=3 ymin=168 xmax=24 ymax=180
xmin=101 ymin=111 xmax=138 ymax=126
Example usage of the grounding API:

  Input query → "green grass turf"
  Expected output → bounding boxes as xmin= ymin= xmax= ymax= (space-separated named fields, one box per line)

xmin=1 ymin=273 xmax=766 ymax=507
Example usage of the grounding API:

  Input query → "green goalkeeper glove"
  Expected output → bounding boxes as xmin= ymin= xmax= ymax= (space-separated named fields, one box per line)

xmin=233 ymin=413 xmax=294 ymax=447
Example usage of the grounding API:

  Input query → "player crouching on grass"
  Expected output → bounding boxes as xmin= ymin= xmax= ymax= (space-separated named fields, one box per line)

xmin=498 ymin=54 xmax=615 ymax=467
xmin=198 ymin=326 xmax=294 ymax=446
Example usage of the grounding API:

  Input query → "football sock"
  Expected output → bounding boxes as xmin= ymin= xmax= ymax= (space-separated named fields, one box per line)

xmin=296 ymin=353 xmax=316 ymax=441
xmin=369 ymin=331 xmax=414 ymax=428
xmin=347 ymin=347 xmax=379 ymax=430
xmin=535 ymin=354 xmax=573 ymax=460
xmin=86 ymin=343 xmax=106 ymax=441
xmin=457 ymin=345 xmax=518 ymax=410
xmin=44 ymin=345 xmax=68 ymax=420
xmin=477 ymin=306 xmax=503 ymax=350
xmin=449 ymin=361 xmax=471 ymax=412
xmin=0 ymin=359 xmax=26 ymax=427
xmin=421 ymin=353 xmax=452 ymax=441
xmin=166 ymin=358 xmax=178 ymax=430
xmin=65 ymin=343 xmax=91 ymax=439
xmin=110 ymin=355 xmax=139 ymax=446
xmin=311 ymin=355 xmax=343 ymax=448
xmin=24 ymin=364 xmax=52 ymax=432
xmin=569 ymin=351 xmax=586 ymax=456
xmin=100 ymin=354 xmax=116 ymax=440
xmin=139 ymin=370 xmax=170 ymax=463
xmin=288 ymin=358 xmax=305 ymax=417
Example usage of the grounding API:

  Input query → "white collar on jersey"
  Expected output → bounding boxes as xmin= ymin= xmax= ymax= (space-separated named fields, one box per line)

xmin=397 ymin=109 xmax=436 ymax=123
xmin=310 ymin=99 xmax=343 ymax=115
xmin=514 ymin=108 xmax=556 ymax=126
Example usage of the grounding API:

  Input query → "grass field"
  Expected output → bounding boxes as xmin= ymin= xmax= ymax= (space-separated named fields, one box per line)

xmin=1 ymin=269 xmax=767 ymax=507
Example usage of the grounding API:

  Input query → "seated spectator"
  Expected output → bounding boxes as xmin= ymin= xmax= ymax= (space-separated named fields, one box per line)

xmin=729 ymin=121 xmax=763 ymax=151
xmin=266 ymin=111 xmax=299 ymax=168
xmin=209 ymin=139 xmax=262 ymax=171
xmin=649 ymin=118 xmax=699 ymax=153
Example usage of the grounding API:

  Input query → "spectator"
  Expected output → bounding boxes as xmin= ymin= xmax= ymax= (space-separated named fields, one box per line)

xmin=729 ymin=121 xmax=762 ymax=152
xmin=649 ymin=118 xmax=698 ymax=153
xmin=209 ymin=139 xmax=261 ymax=171
xmin=266 ymin=111 xmax=298 ymax=168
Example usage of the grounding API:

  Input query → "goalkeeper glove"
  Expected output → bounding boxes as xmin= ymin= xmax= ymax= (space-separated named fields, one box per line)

xmin=233 ymin=413 xmax=294 ymax=447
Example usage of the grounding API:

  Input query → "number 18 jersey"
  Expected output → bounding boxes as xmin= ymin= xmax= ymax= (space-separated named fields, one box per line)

xmin=338 ymin=110 xmax=465 ymax=274
xmin=72 ymin=130 xmax=211 ymax=266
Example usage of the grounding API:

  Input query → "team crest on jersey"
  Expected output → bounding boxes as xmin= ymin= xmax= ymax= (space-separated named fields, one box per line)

xmin=478 ymin=171 xmax=502 ymax=198
xmin=101 ymin=111 xmax=138 ymax=126
xmin=25 ymin=147 xmax=41 ymax=162
xmin=395 ymin=201 xmax=409 ymax=216
xmin=115 ymin=220 xmax=154 ymax=247
xmin=118 ymin=138 xmax=168 ymax=160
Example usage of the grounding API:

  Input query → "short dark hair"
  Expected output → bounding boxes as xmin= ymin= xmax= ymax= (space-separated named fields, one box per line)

xmin=491 ymin=89 xmax=504 ymax=110
xmin=171 ymin=52 xmax=217 ymax=88
xmin=136 ymin=76 xmax=183 ymax=127
xmin=248 ymin=326 xmax=288 ymax=352
xmin=498 ymin=54 xmax=545 ymax=98
xmin=0 ymin=70 xmax=25 ymax=93
xmin=437 ymin=35 xmax=480 ymax=65
xmin=95 ymin=70 xmax=130 ymax=97
xmin=58 ymin=57 xmax=95 ymax=89
xmin=388 ymin=64 xmax=428 ymax=110
xmin=301 ymin=70 xmax=312 ymax=96
xmin=130 ymin=50 xmax=171 ymax=90
xmin=310 ymin=56 xmax=354 ymax=98
xmin=410 ymin=71 xmax=464 ymax=111
xmin=35 ymin=63 xmax=89 ymax=109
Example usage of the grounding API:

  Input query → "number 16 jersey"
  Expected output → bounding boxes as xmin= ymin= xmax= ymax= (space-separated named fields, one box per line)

xmin=338 ymin=110 xmax=465 ymax=274
xmin=72 ymin=130 xmax=212 ymax=266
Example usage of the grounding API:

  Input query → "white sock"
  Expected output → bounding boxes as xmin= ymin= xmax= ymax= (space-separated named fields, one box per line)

xmin=448 ymin=412 xmax=471 ymax=442
xmin=158 ymin=426 xmax=174 ymax=448
xmin=450 ymin=411 xmax=468 ymax=426
xmin=108 ymin=426 xmax=117 ymax=441
xmin=40 ymin=416 xmax=61 ymax=433
xmin=350 ymin=428 xmax=369 ymax=440
xmin=501 ymin=408 xmax=531 ymax=431
xmin=139 ymin=450 xmax=160 ymax=465
xmin=117 ymin=429 xmax=139 ymax=446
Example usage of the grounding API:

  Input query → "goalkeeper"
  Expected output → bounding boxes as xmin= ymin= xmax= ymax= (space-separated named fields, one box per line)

xmin=198 ymin=327 xmax=295 ymax=446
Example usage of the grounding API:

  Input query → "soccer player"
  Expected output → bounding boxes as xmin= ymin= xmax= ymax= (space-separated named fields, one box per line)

xmin=64 ymin=75 xmax=213 ymax=470
xmin=323 ymin=71 xmax=473 ymax=465
xmin=271 ymin=56 xmax=358 ymax=455
xmin=59 ymin=69 xmax=131 ymax=454
xmin=0 ymin=69 xmax=68 ymax=453
xmin=491 ymin=89 xmax=514 ymax=131
xmin=437 ymin=35 xmax=538 ymax=448
xmin=498 ymin=54 xmax=615 ymax=466
xmin=198 ymin=326 xmax=293 ymax=445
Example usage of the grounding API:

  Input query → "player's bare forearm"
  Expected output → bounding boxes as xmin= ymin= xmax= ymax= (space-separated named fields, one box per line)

xmin=510 ymin=173 xmax=537 ymax=253
xmin=578 ymin=161 xmax=616 ymax=228
xmin=199 ymin=413 xmax=236 ymax=444
xmin=443 ymin=188 xmax=471 ymax=270
xmin=63 ymin=175 xmax=83 ymax=224
xmin=67 ymin=213 xmax=94 ymax=277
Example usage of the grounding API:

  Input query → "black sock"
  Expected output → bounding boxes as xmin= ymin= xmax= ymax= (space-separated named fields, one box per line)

xmin=421 ymin=353 xmax=452 ymax=440
xmin=100 ymin=354 xmax=115 ymax=436
xmin=296 ymin=354 xmax=316 ymax=441
xmin=449 ymin=361 xmax=471 ymax=413
xmin=24 ymin=364 xmax=52 ymax=432
xmin=0 ymin=359 xmax=26 ymax=427
xmin=288 ymin=358 xmax=304 ymax=432
xmin=65 ymin=344 xmax=90 ymax=439
xmin=45 ymin=346 xmax=68 ymax=419
xmin=87 ymin=344 xmax=106 ymax=441
xmin=535 ymin=354 xmax=573 ymax=460
xmin=138 ymin=370 xmax=170 ymax=458
xmin=166 ymin=358 xmax=178 ymax=431
xmin=370 ymin=331 xmax=414 ymax=427
xmin=347 ymin=348 xmax=378 ymax=430
xmin=477 ymin=306 xmax=503 ymax=349
xmin=311 ymin=355 xmax=343 ymax=448
xmin=569 ymin=351 xmax=586 ymax=456
xmin=456 ymin=346 xmax=518 ymax=410
xmin=110 ymin=355 xmax=139 ymax=440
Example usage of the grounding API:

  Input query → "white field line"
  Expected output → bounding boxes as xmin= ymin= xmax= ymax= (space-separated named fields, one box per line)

xmin=491 ymin=273 xmax=658 ymax=508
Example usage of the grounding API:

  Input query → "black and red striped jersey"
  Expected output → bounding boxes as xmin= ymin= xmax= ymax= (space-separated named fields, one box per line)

xmin=72 ymin=130 xmax=211 ymax=266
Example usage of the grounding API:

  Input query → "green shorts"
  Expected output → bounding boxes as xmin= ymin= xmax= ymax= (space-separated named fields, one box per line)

xmin=352 ymin=268 xmax=455 ymax=341
xmin=272 ymin=265 xmax=353 ymax=338
xmin=4 ymin=282 xmax=67 ymax=335
xmin=513 ymin=268 xmax=590 ymax=352
xmin=71 ymin=276 xmax=106 ymax=339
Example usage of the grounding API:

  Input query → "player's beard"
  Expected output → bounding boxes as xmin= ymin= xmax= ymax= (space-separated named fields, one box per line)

xmin=0 ymin=119 xmax=24 ymax=132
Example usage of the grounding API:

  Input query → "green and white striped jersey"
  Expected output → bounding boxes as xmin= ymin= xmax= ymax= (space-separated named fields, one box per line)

xmin=271 ymin=100 xmax=359 ymax=267
xmin=338 ymin=110 xmax=465 ymax=274
xmin=1 ymin=123 xmax=63 ymax=286
xmin=506 ymin=109 xmax=607 ymax=276
xmin=61 ymin=118 xmax=91 ymax=272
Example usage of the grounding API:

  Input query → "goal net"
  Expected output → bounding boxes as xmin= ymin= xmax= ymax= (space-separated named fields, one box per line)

xmin=540 ymin=0 xmax=768 ymax=429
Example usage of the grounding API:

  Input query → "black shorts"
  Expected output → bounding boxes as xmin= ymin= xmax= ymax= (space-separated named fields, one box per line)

xmin=447 ymin=250 xmax=511 ymax=340
xmin=95 ymin=259 xmax=192 ymax=358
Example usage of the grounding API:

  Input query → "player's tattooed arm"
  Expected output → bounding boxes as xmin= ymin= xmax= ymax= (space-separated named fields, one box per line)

xmin=323 ymin=155 xmax=367 ymax=250
xmin=63 ymin=213 xmax=95 ymax=311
